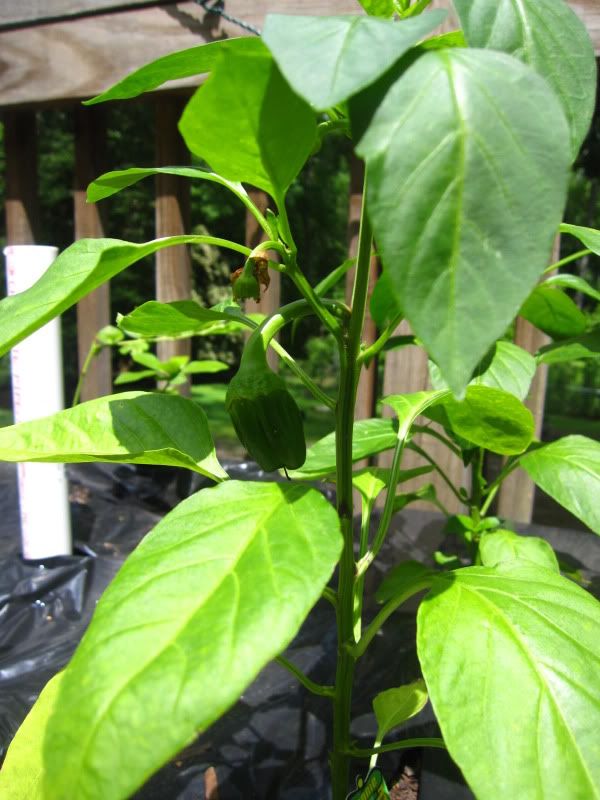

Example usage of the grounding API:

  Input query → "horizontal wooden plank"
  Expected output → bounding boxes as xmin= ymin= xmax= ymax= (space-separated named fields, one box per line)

xmin=0 ymin=1 xmax=164 ymax=30
xmin=0 ymin=0 xmax=597 ymax=109
xmin=0 ymin=0 xmax=358 ymax=108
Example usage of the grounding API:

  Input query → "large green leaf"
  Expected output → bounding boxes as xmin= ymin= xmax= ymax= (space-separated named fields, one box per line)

xmin=355 ymin=48 xmax=570 ymax=394
xmin=425 ymin=385 xmax=534 ymax=455
xmin=520 ymin=436 xmax=600 ymax=534
xmin=118 ymin=301 xmax=253 ymax=340
xmin=479 ymin=529 xmax=559 ymax=572
xmin=289 ymin=418 xmax=398 ymax=479
xmin=520 ymin=286 xmax=587 ymax=340
xmin=418 ymin=564 xmax=600 ymax=800
xmin=87 ymin=166 xmax=249 ymax=205
xmin=262 ymin=11 xmax=445 ymax=110
xmin=0 ymin=673 xmax=64 ymax=800
xmin=0 ymin=392 xmax=227 ymax=480
xmin=561 ymin=223 xmax=600 ymax=254
xmin=452 ymin=0 xmax=597 ymax=158
xmin=86 ymin=37 xmax=263 ymax=105
xmin=179 ymin=43 xmax=316 ymax=198
xmin=42 ymin=481 xmax=342 ymax=800
xmin=0 ymin=236 xmax=249 ymax=358
xmin=537 ymin=328 xmax=600 ymax=365
xmin=430 ymin=341 xmax=537 ymax=401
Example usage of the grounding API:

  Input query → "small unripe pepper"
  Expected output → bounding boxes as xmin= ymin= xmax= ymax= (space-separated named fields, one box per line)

xmin=230 ymin=256 xmax=270 ymax=303
xmin=225 ymin=349 xmax=306 ymax=472
xmin=231 ymin=266 xmax=260 ymax=302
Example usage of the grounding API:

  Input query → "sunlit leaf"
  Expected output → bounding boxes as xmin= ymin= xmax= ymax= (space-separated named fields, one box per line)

xmin=86 ymin=37 xmax=263 ymax=105
xmin=424 ymin=385 xmax=534 ymax=455
xmin=87 ymin=166 xmax=249 ymax=205
xmin=0 ymin=236 xmax=249 ymax=358
xmin=43 ymin=482 xmax=342 ymax=800
xmin=520 ymin=436 xmax=600 ymax=534
xmin=0 ymin=672 xmax=65 ymax=799
xmin=0 ymin=392 xmax=227 ymax=480
xmin=478 ymin=529 xmax=559 ymax=572
xmin=373 ymin=680 xmax=429 ymax=743
xmin=118 ymin=301 xmax=253 ymax=340
xmin=289 ymin=418 xmax=398 ymax=479
xmin=418 ymin=564 xmax=600 ymax=799
xmin=430 ymin=341 xmax=537 ymax=401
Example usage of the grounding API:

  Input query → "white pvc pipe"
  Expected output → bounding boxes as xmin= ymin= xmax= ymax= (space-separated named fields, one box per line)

xmin=4 ymin=245 xmax=72 ymax=559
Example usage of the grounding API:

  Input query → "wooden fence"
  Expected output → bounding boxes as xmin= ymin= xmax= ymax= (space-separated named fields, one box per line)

xmin=2 ymin=0 xmax=599 ymax=522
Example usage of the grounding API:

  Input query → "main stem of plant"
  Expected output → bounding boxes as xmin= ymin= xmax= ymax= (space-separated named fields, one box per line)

xmin=330 ymin=173 xmax=373 ymax=800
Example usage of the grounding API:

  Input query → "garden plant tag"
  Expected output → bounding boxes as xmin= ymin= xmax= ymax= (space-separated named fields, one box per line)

xmin=346 ymin=768 xmax=390 ymax=799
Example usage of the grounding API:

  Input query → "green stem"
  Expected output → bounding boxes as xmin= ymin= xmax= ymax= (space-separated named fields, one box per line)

xmin=480 ymin=484 xmax=500 ymax=517
xmin=330 ymin=170 xmax=373 ymax=800
xmin=244 ymin=298 xmax=345 ymax=410
xmin=185 ymin=234 xmax=252 ymax=258
xmin=345 ymin=738 xmax=446 ymax=757
xmin=248 ymin=239 xmax=288 ymax=261
xmin=275 ymin=656 xmax=335 ymax=697
xmin=231 ymin=187 xmax=271 ymax=236
xmin=269 ymin=339 xmax=336 ymax=410
xmin=353 ymin=500 xmax=374 ymax=642
xmin=470 ymin=448 xmax=484 ymax=526
xmin=410 ymin=425 xmax=462 ymax=457
xmin=274 ymin=193 xmax=298 ymax=255
xmin=357 ymin=311 xmax=404 ymax=365
xmin=348 ymin=577 xmax=433 ymax=660
xmin=543 ymin=248 xmax=591 ymax=275
xmin=229 ymin=308 xmax=336 ymax=409
xmin=483 ymin=456 xmax=521 ymax=499
xmin=72 ymin=342 xmax=102 ymax=406
xmin=322 ymin=587 xmax=338 ymax=609
xmin=275 ymin=192 xmax=343 ymax=338
xmin=407 ymin=442 xmax=465 ymax=505
xmin=401 ymin=0 xmax=434 ymax=17
xmin=355 ymin=433 xmax=408 ymax=579
xmin=289 ymin=261 xmax=343 ymax=340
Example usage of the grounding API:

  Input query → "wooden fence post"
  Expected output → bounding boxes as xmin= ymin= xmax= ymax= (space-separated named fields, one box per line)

xmin=74 ymin=106 xmax=112 ymax=401
xmin=244 ymin=189 xmax=281 ymax=371
xmin=4 ymin=111 xmax=41 ymax=245
xmin=155 ymin=96 xmax=192 ymax=381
